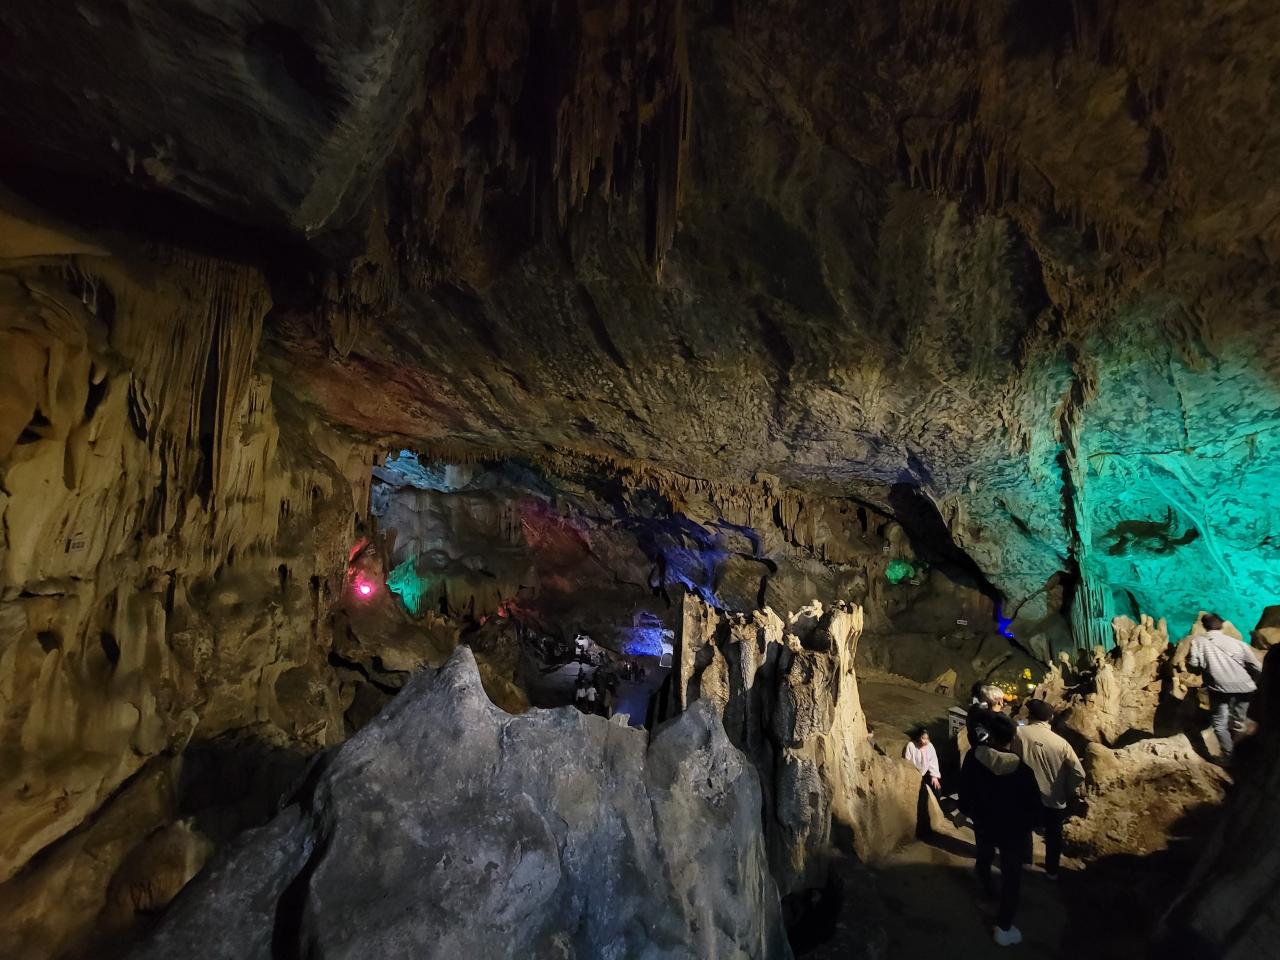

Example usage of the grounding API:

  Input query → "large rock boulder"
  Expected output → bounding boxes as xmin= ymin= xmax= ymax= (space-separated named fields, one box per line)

xmin=1252 ymin=605 xmax=1280 ymax=652
xmin=127 ymin=646 xmax=791 ymax=960
xmin=1065 ymin=734 xmax=1229 ymax=859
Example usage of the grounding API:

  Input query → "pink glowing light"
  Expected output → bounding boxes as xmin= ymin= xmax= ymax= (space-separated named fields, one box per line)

xmin=356 ymin=581 xmax=374 ymax=597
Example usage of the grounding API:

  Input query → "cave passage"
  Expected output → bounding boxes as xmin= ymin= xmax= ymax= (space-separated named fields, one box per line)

xmin=359 ymin=451 xmax=683 ymax=727
xmin=2 ymin=4 xmax=1279 ymax=959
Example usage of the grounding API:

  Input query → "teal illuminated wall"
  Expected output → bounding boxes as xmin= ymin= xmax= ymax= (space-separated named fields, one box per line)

xmin=1073 ymin=314 xmax=1280 ymax=638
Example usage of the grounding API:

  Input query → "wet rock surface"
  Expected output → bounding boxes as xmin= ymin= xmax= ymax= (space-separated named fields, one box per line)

xmin=128 ymin=647 xmax=791 ymax=960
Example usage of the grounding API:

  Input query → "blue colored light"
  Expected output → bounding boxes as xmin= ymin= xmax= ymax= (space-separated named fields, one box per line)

xmin=995 ymin=601 xmax=1016 ymax=639
xmin=620 ymin=613 xmax=671 ymax=657
xmin=621 ymin=628 xmax=665 ymax=657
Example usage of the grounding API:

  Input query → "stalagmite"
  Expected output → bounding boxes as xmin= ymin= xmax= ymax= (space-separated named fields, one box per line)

xmin=1 ymin=2 xmax=1279 ymax=957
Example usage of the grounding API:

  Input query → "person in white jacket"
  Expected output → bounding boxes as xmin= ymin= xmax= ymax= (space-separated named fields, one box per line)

xmin=905 ymin=727 xmax=942 ymax=838
xmin=904 ymin=727 xmax=942 ymax=789
xmin=1188 ymin=612 xmax=1263 ymax=762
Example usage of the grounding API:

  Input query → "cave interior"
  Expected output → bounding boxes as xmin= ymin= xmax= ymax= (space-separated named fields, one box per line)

xmin=1 ymin=2 xmax=1279 ymax=959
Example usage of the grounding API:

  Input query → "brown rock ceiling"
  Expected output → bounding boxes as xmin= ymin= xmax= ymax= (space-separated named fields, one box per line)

xmin=2 ymin=2 xmax=1280 ymax=955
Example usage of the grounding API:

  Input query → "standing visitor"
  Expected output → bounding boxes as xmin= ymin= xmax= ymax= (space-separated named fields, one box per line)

xmin=1014 ymin=699 xmax=1085 ymax=879
xmin=1189 ymin=613 xmax=1263 ymax=763
xmin=965 ymin=682 xmax=1007 ymax=751
xmin=960 ymin=712 xmax=1042 ymax=947
xmin=904 ymin=727 xmax=942 ymax=838
xmin=904 ymin=727 xmax=942 ymax=789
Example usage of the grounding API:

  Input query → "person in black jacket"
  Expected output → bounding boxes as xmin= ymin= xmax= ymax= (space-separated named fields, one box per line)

xmin=964 ymin=681 xmax=1007 ymax=750
xmin=959 ymin=711 xmax=1043 ymax=947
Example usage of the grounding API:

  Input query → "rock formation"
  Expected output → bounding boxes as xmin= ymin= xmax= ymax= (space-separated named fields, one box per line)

xmin=126 ymin=647 xmax=791 ymax=960
xmin=675 ymin=596 xmax=920 ymax=896
xmin=1026 ymin=613 xmax=1238 ymax=860
xmin=6 ymin=2 xmax=1277 ymax=643
xmin=1250 ymin=605 xmax=1280 ymax=651
xmin=1065 ymin=733 xmax=1229 ymax=859
xmin=1032 ymin=613 xmax=1221 ymax=747
xmin=0 ymin=204 xmax=377 ymax=958
xmin=2 ymin=2 xmax=1279 ymax=956
xmin=1157 ymin=645 xmax=1280 ymax=959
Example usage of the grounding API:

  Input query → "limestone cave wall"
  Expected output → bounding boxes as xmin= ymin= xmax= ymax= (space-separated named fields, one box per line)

xmin=1 ymin=1 xmax=1279 ymax=957
xmin=6 ymin=0 xmax=1276 ymax=647
xmin=0 ymin=199 xmax=375 ymax=958
xmin=367 ymin=450 xmax=1009 ymax=636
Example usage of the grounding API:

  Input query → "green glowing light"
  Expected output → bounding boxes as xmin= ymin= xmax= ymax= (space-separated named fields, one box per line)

xmin=885 ymin=559 xmax=918 ymax=584
xmin=387 ymin=557 xmax=428 ymax=616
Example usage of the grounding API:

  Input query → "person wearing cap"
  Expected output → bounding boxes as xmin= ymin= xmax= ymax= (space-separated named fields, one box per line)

xmin=1014 ymin=698 xmax=1085 ymax=879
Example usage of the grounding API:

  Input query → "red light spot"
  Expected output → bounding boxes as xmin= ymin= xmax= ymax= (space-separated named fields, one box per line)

xmin=357 ymin=581 xmax=373 ymax=597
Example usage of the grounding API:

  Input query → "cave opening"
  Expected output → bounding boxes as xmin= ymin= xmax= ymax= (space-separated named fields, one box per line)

xmin=355 ymin=450 xmax=684 ymax=729
xmin=886 ymin=482 xmax=1005 ymax=614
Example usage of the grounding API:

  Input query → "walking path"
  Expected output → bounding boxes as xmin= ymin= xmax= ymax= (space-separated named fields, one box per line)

xmin=875 ymin=824 xmax=1069 ymax=957
xmin=519 ymin=646 xmax=668 ymax=728
xmin=811 ymin=672 xmax=1184 ymax=959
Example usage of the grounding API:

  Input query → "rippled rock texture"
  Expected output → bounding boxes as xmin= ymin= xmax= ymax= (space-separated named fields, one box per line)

xmin=127 ymin=647 xmax=791 ymax=960
xmin=3 ymin=2 xmax=1280 ymax=956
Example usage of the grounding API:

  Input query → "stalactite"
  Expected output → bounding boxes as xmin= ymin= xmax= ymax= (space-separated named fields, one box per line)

xmin=389 ymin=0 xmax=692 ymax=290
xmin=321 ymin=249 xmax=397 ymax=360
xmin=1055 ymin=348 xmax=1104 ymax=650
xmin=899 ymin=118 xmax=1018 ymax=212
xmin=642 ymin=0 xmax=692 ymax=270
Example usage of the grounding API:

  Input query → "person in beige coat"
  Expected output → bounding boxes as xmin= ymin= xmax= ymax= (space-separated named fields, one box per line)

xmin=1014 ymin=698 xmax=1085 ymax=879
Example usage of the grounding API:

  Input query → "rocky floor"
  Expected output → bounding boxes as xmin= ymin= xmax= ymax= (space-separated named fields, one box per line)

xmin=860 ymin=676 xmax=959 ymax=753
xmin=798 ymin=813 xmax=1183 ymax=960
xmin=873 ymin=820 xmax=1199 ymax=960
xmin=875 ymin=828 xmax=1072 ymax=958
xmin=811 ymin=672 xmax=1211 ymax=959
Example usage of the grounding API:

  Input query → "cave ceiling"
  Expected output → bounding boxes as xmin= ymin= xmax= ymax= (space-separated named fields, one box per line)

xmin=2 ymin=0 xmax=1278 ymax=634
